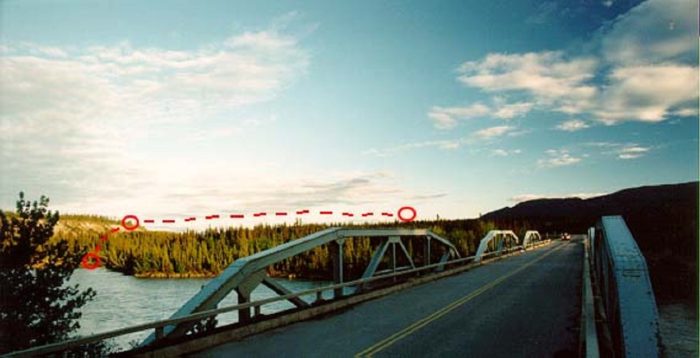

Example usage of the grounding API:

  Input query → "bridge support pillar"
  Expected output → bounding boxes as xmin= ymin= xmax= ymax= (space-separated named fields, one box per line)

xmin=332 ymin=239 xmax=346 ymax=299
xmin=390 ymin=237 xmax=398 ymax=273
xmin=424 ymin=237 xmax=431 ymax=266
xmin=236 ymin=288 xmax=251 ymax=323
xmin=235 ymin=270 xmax=266 ymax=323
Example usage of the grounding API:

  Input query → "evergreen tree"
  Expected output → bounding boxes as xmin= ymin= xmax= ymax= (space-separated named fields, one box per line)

xmin=0 ymin=193 xmax=95 ymax=353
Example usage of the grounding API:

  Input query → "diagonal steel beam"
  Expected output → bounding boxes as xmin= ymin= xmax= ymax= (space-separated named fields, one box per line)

xmin=261 ymin=277 xmax=309 ymax=309
xmin=361 ymin=238 xmax=391 ymax=280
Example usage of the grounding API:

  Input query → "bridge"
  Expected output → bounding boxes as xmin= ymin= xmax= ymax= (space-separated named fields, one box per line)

xmin=6 ymin=216 xmax=660 ymax=357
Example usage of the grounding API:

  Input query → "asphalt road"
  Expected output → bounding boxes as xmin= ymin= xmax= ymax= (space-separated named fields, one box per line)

xmin=193 ymin=238 xmax=583 ymax=358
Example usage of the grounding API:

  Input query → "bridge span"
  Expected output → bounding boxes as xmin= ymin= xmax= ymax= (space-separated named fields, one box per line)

xmin=8 ymin=216 xmax=660 ymax=357
xmin=196 ymin=239 xmax=582 ymax=357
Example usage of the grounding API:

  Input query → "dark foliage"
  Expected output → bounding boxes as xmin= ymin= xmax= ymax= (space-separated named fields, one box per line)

xmin=0 ymin=193 xmax=96 ymax=354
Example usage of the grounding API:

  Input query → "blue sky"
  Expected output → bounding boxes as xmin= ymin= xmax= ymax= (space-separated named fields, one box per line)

xmin=0 ymin=0 xmax=697 ymax=226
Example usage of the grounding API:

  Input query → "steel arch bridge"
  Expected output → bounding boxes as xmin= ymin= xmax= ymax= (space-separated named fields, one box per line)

xmin=143 ymin=228 xmax=461 ymax=343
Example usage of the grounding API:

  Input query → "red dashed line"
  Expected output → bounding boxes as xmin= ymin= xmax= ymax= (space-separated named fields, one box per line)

xmin=138 ymin=208 xmax=412 ymax=225
xmin=100 ymin=235 xmax=108 ymax=242
xmin=110 ymin=227 xmax=120 ymax=233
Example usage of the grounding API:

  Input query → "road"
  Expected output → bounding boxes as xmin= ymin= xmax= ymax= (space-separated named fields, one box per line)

xmin=192 ymin=238 xmax=583 ymax=358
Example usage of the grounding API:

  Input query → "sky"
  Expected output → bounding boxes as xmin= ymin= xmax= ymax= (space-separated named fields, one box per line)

xmin=0 ymin=0 xmax=698 ymax=228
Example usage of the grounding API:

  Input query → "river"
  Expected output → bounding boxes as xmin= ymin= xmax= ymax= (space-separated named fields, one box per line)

xmin=68 ymin=268 xmax=333 ymax=352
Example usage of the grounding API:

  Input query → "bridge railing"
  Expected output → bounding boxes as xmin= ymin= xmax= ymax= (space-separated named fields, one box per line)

xmin=591 ymin=216 xmax=660 ymax=357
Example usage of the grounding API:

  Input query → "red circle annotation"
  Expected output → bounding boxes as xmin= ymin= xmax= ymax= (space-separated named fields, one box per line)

xmin=397 ymin=206 xmax=417 ymax=223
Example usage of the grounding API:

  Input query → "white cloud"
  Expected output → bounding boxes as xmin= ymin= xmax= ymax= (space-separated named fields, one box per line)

xmin=490 ymin=149 xmax=522 ymax=157
xmin=509 ymin=192 xmax=606 ymax=203
xmin=584 ymin=141 xmax=653 ymax=159
xmin=0 ymin=28 xmax=315 ymax=215
xmin=555 ymin=119 xmax=590 ymax=132
xmin=429 ymin=0 xmax=698 ymax=126
xmin=428 ymin=103 xmax=490 ymax=129
xmin=427 ymin=99 xmax=533 ymax=129
xmin=492 ymin=101 xmax=534 ymax=119
xmin=363 ymin=139 xmax=463 ymax=157
xmin=474 ymin=125 xmax=514 ymax=139
xmin=617 ymin=145 xmax=650 ymax=159
xmin=457 ymin=51 xmax=598 ymax=114
xmin=600 ymin=0 xmax=697 ymax=66
xmin=595 ymin=64 xmax=698 ymax=123
xmin=537 ymin=149 xmax=582 ymax=168
xmin=0 ymin=30 xmax=309 ymax=131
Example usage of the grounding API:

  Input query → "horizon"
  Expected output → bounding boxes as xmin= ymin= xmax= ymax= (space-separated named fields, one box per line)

xmin=26 ymin=179 xmax=697 ymax=232
xmin=1 ymin=0 xmax=698 ymax=229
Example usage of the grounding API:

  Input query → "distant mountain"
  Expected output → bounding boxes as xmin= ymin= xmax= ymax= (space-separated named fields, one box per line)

xmin=483 ymin=181 xmax=698 ymax=304
xmin=483 ymin=181 xmax=697 ymax=223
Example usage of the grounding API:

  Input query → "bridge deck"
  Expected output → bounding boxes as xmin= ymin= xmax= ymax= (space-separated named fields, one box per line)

xmin=192 ymin=238 xmax=583 ymax=357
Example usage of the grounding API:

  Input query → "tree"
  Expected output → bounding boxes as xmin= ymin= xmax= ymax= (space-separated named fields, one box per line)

xmin=0 ymin=193 xmax=95 ymax=353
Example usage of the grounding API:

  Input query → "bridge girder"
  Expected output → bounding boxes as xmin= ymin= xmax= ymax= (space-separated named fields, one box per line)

xmin=474 ymin=230 xmax=520 ymax=262
xmin=142 ymin=228 xmax=460 ymax=345
xmin=522 ymin=230 xmax=542 ymax=248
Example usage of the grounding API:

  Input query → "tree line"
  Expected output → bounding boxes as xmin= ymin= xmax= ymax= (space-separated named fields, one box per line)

xmin=52 ymin=218 xmax=547 ymax=280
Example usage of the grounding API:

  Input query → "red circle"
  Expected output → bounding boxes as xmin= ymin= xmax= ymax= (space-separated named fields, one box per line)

xmin=397 ymin=206 xmax=417 ymax=223
xmin=121 ymin=215 xmax=139 ymax=231
xmin=81 ymin=252 xmax=101 ymax=270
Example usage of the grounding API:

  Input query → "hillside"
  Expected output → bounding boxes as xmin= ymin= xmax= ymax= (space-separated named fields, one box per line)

xmin=483 ymin=181 xmax=698 ymax=305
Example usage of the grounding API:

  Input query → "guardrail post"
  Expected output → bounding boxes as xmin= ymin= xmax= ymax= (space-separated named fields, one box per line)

xmin=390 ymin=237 xmax=397 ymax=273
xmin=581 ymin=235 xmax=600 ymax=357
xmin=332 ymin=239 xmax=345 ymax=299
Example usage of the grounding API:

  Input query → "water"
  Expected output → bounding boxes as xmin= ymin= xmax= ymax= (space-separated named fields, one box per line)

xmin=658 ymin=303 xmax=698 ymax=357
xmin=68 ymin=268 xmax=333 ymax=352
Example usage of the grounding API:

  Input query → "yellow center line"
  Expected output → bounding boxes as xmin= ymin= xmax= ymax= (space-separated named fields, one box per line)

xmin=354 ymin=242 xmax=566 ymax=357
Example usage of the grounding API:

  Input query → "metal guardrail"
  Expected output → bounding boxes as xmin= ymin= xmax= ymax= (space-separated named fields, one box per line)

xmin=5 ymin=238 xmax=552 ymax=357
xmin=592 ymin=216 xmax=660 ymax=357
xmin=581 ymin=234 xmax=600 ymax=358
